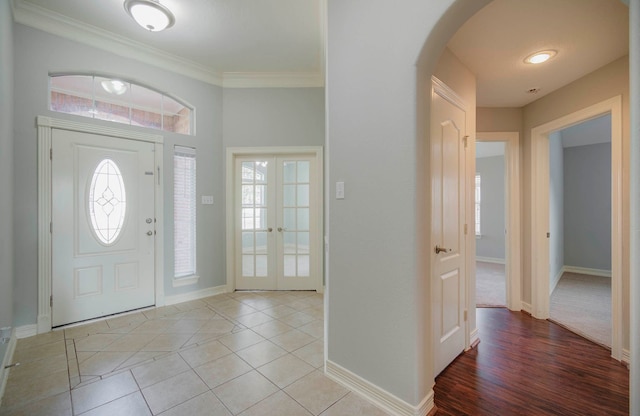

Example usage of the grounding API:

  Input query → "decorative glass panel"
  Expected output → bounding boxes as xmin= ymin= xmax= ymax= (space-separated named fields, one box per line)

xmin=49 ymin=74 xmax=193 ymax=135
xmin=89 ymin=159 xmax=126 ymax=245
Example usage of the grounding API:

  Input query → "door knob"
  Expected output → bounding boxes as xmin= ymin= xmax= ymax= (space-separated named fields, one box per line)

xmin=267 ymin=227 xmax=273 ymax=232
xmin=277 ymin=227 xmax=287 ymax=232
xmin=147 ymin=231 xmax=153 ymax=236
xmin=435 ymin=245 xmax=451 ymax=254
xmin=146 ymin=218 xmax=153 ymax=224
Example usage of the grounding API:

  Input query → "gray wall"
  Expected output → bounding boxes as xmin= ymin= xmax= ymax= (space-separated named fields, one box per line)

xmin=563 ymin=142 xmax=612 ymax=271
xmin=475 ymin=155 xmax=505 ymax=260
xmin=13 ymin=24 xmax=224 ymax=326
xmin=0 ymin=0 xmax=15 ymax=360
xmin=223 ymin=88 xmax=324 ymax=148
xmin=549 ymin=132 xmax=565 ymax=288
xmin=10 ymin=24 xmax=326 ymax=329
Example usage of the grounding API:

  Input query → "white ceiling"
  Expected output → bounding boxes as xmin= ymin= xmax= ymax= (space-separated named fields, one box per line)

xmin=12 ymin=0 xmax=629 ymax=99
xmin=448 ymin=0 xmax=629 ymax=107
xmin=12 ymin=0 xmax=324 ymax=87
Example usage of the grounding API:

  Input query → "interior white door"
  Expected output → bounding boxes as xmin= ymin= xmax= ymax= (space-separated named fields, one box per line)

xmin=52 ymin=129 xmax=156 ymax=326
xmin=431 ymin=81 xmax=467 ymax=376
xmin=235 ymin=155 xmax=318 ymax=290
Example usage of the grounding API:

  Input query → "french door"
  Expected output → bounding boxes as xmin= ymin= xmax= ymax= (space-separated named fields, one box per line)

xmin=234 ymin=154 xmax=320 ymax=290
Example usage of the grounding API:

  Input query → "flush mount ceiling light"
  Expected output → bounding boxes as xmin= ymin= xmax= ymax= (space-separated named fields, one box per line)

xmin=124 ymin=0 xmax=175 ymax=32
xmin=101 ymin=79 xmax=128 ymax=95
xmin=524 ymin=50 xmax=557 ymax=65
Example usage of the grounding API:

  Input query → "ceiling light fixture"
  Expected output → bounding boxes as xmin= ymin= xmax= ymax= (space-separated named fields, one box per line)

xmin=524 ymin=50 xmax=557 ymax=65
xmin=101 ymin=79 xmax=128 ymax=95
xmin=124 ymin=0 xmax=175 ymax=32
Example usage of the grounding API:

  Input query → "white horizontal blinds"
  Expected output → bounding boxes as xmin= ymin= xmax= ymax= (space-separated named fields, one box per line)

xmin=174 ymin=146 xmax=197 ymax=278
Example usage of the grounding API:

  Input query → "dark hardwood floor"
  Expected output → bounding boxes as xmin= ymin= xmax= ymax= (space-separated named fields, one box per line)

xmin=434 ymin=308 xmax=629 ymax=415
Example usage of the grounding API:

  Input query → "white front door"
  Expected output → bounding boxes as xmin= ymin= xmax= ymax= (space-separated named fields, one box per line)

xmin=51 ymin=129 xmax=156 ymax=326
xmin=431 ymin=79 xmax=467 ymax=376
xmin=235 ymin=155 xmax=319 ymax=290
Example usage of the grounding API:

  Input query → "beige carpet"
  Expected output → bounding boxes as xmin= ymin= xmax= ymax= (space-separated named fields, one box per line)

xmin=476 ymin=261 xmax=506 ymax=307
xmin=550 ymin=272 xmax=611 ymax=348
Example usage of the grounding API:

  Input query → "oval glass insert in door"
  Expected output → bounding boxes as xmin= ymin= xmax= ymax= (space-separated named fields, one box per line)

xmin=88 ymin=158 xmax=127 ymax=245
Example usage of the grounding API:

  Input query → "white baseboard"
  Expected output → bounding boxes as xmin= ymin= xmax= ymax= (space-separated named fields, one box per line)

xmin=550 ymin=267 xmax=564 ymax=295
xmin=563 ymin=266 xmax=612 ymax=278
xmin=469 ymin=327 xmax=480 ymax=349
xmin=325 ymin=360 xmax=434 ymax=416
xmin=15 ymin=324 xmax=37 ymax=339
xmin=475 ymin=256 xmax=505 ymax=265
xmin=317 ymin=285 xmax=325 ymax=295
xmin=0 ymin=330 xmax=17 ymax=407
xmin=622 ymin=348 xmax=630 ymax=365
xmin=521 ymin=302 xmax=532 ymax=315
xmin=164 ymin=285 xmax=228 ymax=306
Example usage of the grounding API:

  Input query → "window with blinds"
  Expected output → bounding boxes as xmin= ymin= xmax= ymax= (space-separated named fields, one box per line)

xmin=174 ymin=146 xmax=197 ymax=278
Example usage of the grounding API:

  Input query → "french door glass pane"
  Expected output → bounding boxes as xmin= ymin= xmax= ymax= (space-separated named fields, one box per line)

xmin=280 ymin=160 xmax=311 ymax=279
xmin=242 ymin=160 xmax=269 ymax=278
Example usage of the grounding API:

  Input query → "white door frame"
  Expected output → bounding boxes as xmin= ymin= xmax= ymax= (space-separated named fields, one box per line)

xmin=226 ymin=146 xmax=324 ymax=292
xmin=476 ymin=132 xmax=522 ymax=312
xmin=37 ymin=116 xmax=165 ymax=333
xmin=530 ymin=96 xmax=623 ymax=360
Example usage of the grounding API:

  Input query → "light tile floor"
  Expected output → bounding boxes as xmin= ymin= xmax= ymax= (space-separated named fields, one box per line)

xmin=0 ymin=291 xmax=390 ymax=416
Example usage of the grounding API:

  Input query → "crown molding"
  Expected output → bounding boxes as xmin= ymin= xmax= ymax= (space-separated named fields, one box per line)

xmin=12 ymin=0 xmax=224 ymax=86
xmin=222 ymin=72 xmax=324 ymax=88
xmin=11 ymin=0 xmax=326 ymax=89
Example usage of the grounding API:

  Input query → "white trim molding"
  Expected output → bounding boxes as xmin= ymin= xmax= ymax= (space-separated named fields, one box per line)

xmin=37 ymin=116 xmax=165 ymax=333
xmin=325 ymin=361 xmax=434 ymax=416
xmin=222 ymin=72 xmax=324 ymax=88
xmin=623 ymin=348 xmax=630 ymax=366
xmin=15 ymin=325 xmax=37 ymax=339
xmin=521 ymin=302 xmax=533 ymax=315
xmin=475 ymin=256 xmax=506 ymax=265
xmin=476 ymin=132 xmax=522 ymax=313
xmin=164 ymin=285 xmax=228 ymax=306
xmin=530 ymin=96 xmax=623 ymax=361
xmin=562 ymin=266 xmax=612 ymax=278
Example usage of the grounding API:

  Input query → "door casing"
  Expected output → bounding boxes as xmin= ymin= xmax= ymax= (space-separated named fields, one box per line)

xmin=37 ymin=116 xmax=165 ymax=334
xmin=476 ymin=132 xmax=522 ymax=312
xmin=530 ymin=96 xmax=623 ymax=361
xmin=226 ymin=146 xmax=324 ymax=293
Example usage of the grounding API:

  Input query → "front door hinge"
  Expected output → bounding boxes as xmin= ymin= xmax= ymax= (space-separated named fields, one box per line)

xmin=463 ymin=135 xmax=469 ymax=148
xmin=50 ymin=295 xmax=53 ymax=308
xmin=464 ymin=224 xmax=468 ymax=235
xmin=50 ymin=148 xmax=52 ymax=160
xmin=50 ymin=222 xmax=52 ymax=234
xmin=547 ymin=232 xmax=550 ymax=238
xmin=464 ymin=309 xmax=468 ymax=321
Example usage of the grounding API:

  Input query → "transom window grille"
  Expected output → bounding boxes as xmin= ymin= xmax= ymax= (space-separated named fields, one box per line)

xmin=49 ymin=74 xmax=193 ymax=135
xmin=174 ymin=146 xmax=197 ymax=278
xmin=89 ymin=159 xmax=127 ymax=245
xmin=475 ymin=173 xmax=481 ymax=236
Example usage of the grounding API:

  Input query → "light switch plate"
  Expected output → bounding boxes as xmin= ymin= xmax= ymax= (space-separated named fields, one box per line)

xmin=202 ymin=195 xmax=214 ymax=205
xmin=336 ymin=182 xmax=345 ymax=199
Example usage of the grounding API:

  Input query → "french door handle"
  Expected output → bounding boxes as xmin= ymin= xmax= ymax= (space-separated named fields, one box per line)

xmin=435 ymin=245 xmax=451 ymax=254
xmin=277 ymin=227 xmax=287 ymax=232
xmin=267 ymin=227 xmax=273 ymax=232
